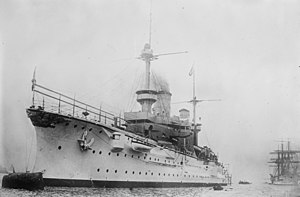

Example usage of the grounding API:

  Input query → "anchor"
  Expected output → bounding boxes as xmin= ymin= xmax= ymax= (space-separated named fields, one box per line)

xmin=77 ymin=130 xmax=94 ymax=151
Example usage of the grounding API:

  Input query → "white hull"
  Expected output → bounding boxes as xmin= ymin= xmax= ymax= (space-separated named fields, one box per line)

xmin=29 ymin=110 xmax=227 ymax=187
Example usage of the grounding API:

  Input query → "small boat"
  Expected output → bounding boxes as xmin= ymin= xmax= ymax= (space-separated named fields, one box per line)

xmin=213 ymin=184 xmax=223 ymax=190
xmin=2 ymin=172 xmax=44 ymax=190
xmin=131 ymin=140 xmax=154 ymax=152
xmin=238 ymin=181 xmax=251 ymax=184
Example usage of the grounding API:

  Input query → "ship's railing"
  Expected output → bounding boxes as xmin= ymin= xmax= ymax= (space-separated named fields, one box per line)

xmin=32 ymin=83 xmax=126 ymax=127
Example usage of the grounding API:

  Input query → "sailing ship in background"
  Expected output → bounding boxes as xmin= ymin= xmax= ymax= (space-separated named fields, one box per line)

xmin=269 ymin=141 xmax=300 ymax=185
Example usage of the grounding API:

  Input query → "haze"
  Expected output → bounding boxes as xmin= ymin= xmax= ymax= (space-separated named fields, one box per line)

xmin=1 ymin=0 xmax=300 ymax=182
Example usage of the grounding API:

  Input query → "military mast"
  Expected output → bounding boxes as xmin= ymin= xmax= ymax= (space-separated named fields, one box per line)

xmin=188 ymin=66 xmax=220 ymax=146
xmin=136 ymin=3 xmax=187 ymax=113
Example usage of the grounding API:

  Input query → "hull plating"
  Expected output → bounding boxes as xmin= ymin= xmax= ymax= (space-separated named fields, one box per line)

xmin=29 ymin=109 xmax=227 ymax=188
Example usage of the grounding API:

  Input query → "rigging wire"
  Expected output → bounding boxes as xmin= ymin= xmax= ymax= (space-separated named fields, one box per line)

xmin=80 ymin=64 xmax=131 ymax=99
xmin=151 ymin=71 xmax=168 ymax=114
xmin=128 ymin=71 xmax=144 ymax=111
xmin=125 ymin=66 xmax=143 ymax=111
xmin=75 ymin=63 xmax=139 ymax=114
xmin=203 ymin=129 xmax=211 ymax=148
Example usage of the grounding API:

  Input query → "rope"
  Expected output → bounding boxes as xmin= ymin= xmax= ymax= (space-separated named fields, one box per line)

xmin=125 ymin=66 xmax=143 ymax=111
xmin=151 ymin=71 xmax=169 ymax=115
xmin=128 ymin=71 xmax=144 ymax=111
xmin=204 ymin=130 xmax=211 ymax=148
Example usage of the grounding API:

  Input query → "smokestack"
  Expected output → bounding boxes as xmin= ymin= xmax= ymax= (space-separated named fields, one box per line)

xmin=153 ymin=90 xmax=172 ymax=117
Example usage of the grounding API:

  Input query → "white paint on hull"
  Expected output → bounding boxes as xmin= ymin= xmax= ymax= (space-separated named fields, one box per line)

xmin=33 ymin=117 xmax=227 ymax=185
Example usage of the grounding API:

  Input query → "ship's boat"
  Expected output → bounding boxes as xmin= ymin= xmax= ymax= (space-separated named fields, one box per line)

xmin=238 ymin=181 xmax=251 ymax=184
xmin=131 ymin=140 xmax=154 ymax=152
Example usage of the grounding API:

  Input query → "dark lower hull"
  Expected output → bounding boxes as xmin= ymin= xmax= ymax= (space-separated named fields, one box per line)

xmin=44 ymin=178 xmax=227 ymax=188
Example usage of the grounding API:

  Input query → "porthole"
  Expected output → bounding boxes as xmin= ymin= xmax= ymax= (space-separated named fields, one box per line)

xmin=117 ymin=153 xmax=119 ymax=156
xmin=151 ymin=172 xmax=153 ymax=176
xmin=163 ymin=173 xmax=165 ymax=176
xmin=115 ymin=170 xmax=117 ymax=173
xmin=125 ymin=171 xmax=128 ymax=174
xmin=99 ymin=130 xmax=102 ymax=133
xmin=154 ymin=158 xmax=156 ymax=161
xmin=124 ymin=154 xmax=127 ymax=157
xmin=108 ymin=152 xmax=111 ymax=156
xmin=144 ymin=157 xmax=146 ymax=159
xmin=65 ymin=123 xmax=69 ymax=126
xmin=92 ymin=150 xmax=95 ymax=154
xmin=138 ymin=156 xmax=140 ymax=159
xmin=158 ymin=173 xmax=160 ymax=176
xmin=149 ymin=157 xmax=151 ymax=160
xmin=139 ymin=172 xmax=141 ymax=175
xmin=106 ymin=169 xmax=109 ymax=173
xmin=132 ymin=171 xmax=135 ymax=174
xmin=89 ymin=128 xmax=92 ymax=131
xmin=145 ymin=172 xmax=147 ymax=175
xmin=58 ymin=146 xmax=62 ymax=150
xmin=82 ymin=126 xmax=85 ymax=129
xmin=97 ymin=168 xmax=100 ymax=172
xmin=99 ymin=151 xmax=102 ymax=154
xmin=131 ymin=155 xmax=134 ymax=158
xmin=74 ymin=125 xmax=77 ymax=128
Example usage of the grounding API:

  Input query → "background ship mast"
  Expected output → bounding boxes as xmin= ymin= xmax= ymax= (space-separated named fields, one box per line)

xmin=269 ymin=140 xmax=300 ymax=182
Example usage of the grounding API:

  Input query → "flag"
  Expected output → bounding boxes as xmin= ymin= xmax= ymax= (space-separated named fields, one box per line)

xmin=189 ymin=66 xmax=194 ymax=76
xmin=32 ymin=67 xmax=36 ymax=91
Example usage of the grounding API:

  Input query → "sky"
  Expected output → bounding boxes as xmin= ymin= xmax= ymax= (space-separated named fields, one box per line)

xmin=1 ymin=0 xmax=300 ymax=182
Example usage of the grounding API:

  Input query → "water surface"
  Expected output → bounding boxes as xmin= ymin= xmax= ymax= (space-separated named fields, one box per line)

xmin=1 ymin=182 xmax=299 ymax=197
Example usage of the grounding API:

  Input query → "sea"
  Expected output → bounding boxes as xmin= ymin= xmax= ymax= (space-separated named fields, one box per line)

xmin=0 ymin=179 xmax=299 ymax=197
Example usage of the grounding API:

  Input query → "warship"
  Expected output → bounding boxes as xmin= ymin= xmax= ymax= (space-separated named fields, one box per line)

xmin=26 ymin=29 xmax=230 ymax=187
xmin=269 ymin=141 xmax=300 ymax=185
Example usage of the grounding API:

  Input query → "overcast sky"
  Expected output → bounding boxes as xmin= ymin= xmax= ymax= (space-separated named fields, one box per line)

xmin=1 ymin=0 xmax=300 ymax=182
